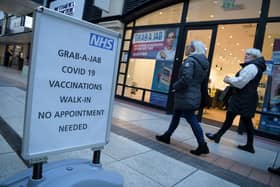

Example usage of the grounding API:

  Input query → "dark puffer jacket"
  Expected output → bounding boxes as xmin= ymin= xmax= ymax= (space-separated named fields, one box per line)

xmin=173 ymin=54 xmax=209 ymax=111
xmin=228 ymin=57 xmax=266 ymax=117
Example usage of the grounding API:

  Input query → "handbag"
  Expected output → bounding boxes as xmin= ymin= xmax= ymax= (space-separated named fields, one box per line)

xmin=218 ymin=86 xmax=233 ymax=104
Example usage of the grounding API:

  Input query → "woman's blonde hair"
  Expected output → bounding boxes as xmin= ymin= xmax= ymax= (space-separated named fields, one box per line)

xmin=190 ymin=40 xmax=206 ymax=55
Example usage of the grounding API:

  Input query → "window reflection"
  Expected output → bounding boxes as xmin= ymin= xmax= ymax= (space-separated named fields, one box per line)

xmin=187 ymin=0 xmax=261 ymax=22
xmin=263 ymin=23 xmax=280 ymax=60
xmin=135 ymin=3 xmax=183 ymax=26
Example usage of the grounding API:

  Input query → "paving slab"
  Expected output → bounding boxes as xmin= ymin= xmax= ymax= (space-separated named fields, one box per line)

xmin=105 ymin=162 xmax=163 ymax=187
xmin=184 ymin=138 xmax=276 ymax=171
xmin=0 ymin=96 xmax=24 ymax=119
xmin=0 ymin=87 xmax=26 ymax=102
xmin=2 ymin=116 xmax=24 ymax=137
xmin=0 ymin=135 xmax=13 ymax=154
xmin=128 ymin=118 xmax=195 ymax=142
xmin=0 ymin=152 xmax=26 ymax=180
xmin=113 ymin=105 xmax=158 ymax=121
xmin=120 ymin=150 xmax=196 ymax=186
xmin=103 ymin=133 xmax=151 ymax=160
xmin=47 ymin=149 xmax=116 ymax=165
xmin=174 ymin=170 xmax=239 ymax=187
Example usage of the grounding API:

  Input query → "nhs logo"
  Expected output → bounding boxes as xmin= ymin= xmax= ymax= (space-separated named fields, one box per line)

xmin=89 ymin=33 xmax=114 ymax=50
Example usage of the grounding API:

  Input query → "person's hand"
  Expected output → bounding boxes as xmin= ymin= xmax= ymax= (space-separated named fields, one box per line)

xmin=160 ymin=51 xmax=167 ymax=59
xmin=224 ymin=76 xmax=230 ymax=83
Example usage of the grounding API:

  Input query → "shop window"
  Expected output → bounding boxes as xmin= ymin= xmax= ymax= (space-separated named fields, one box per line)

xmin=125 ymin=30 xmax=132 ymax=40
xmin=116 ymin=85 xmax=123 ymax=96
xmin=118 ymin=74 xmax=125 ymax=84
xmin=123 ymin=41 xmax=130 ymax=51
xmin=269 ymin=0 xmax=280 ymax=17
xmin=184 ymin=29 xmax=212 ymax=59
xmin=262 ymin=23 xmax=280 ymax=60
xmin=135 ymin=3 xmax=183 ymax=26
xmin=119 ymin=63 xmax=126 ymax=73
xmin=186 ymin=0 xmax=262 ymax=22
xmin=126 ymin=59 xmax=155 ymax=89
xmin=144 ymin=90 xmax=152 ymax=103
xmin=127 ymin=22 xmax=134 ymax=27
xmin=259 ymin=27 xmax=280 ymax=135
xmin=121 ymin=52 xmax=128 ymax=62
xmin=124 ymin=86 xmax=143 ymax=101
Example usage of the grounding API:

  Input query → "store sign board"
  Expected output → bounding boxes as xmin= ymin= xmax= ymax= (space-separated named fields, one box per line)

xmin=50 ymin=0 xmax=85 ymax=19
xmin=22 ymin=8 xmax=121 ymax=159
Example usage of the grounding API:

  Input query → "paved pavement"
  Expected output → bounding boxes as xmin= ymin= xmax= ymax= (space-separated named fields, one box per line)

xmin=0 ymin=66 xmax=279 ymax=187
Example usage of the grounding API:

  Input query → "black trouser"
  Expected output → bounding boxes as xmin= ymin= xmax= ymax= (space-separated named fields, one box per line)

xmin=216 ymin=111 xmax=254 ymax=146
xmin=165 ymin=109 xmax=206 ymax=145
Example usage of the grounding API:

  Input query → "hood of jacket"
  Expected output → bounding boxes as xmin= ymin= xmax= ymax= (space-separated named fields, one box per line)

xmin=189 ymin=54 xmax=209 ymax=71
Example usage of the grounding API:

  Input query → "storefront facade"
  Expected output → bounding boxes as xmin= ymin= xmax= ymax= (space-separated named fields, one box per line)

xmin=115 ymin=0 xmax=280 ymax=139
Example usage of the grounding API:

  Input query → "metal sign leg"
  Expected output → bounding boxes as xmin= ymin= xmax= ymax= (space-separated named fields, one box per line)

xmin=92 ymin=150 xmax=101 ymax=164
xmin=32 ymin=162 xmax=43 ymax=180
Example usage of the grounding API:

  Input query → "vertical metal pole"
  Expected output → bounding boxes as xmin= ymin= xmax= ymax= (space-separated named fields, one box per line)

xmin=92 ymin=150 xmax=101 ymax=164
xmin=32 ymin=162 xmax=43 ymax=180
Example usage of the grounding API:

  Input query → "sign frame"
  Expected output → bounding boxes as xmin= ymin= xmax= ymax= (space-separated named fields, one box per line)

xmin=22 ymin=7 xmax=121 ymax=160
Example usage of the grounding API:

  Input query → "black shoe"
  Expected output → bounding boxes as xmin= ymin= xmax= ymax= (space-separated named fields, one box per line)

xmin=268 ymin=167 xmax=280 ymax=176
xmin=190 ymin=143 xmax=210 ymax=156
xmin=155 ymin=134 xmax=170 ymax=144
xmin=237 ymin=144 xmax=255 ymax=153
xmin=205 ymin=133 xmax=220 ymax=143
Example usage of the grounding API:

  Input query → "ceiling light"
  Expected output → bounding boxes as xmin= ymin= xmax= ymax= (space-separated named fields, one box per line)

xmin=159 ymin=12 xmax=163 ymax=15
xmin=229 ymin=35 xmax=233 ymax=39
xmin=224 ymin=48 xmax=227 ymax=51
xmin=268 ymin=35 xmax=272 ymax=39
xmin=221 ymin=26 xmax=225 ymax=30
xmin=213 ymin=0 xmax=218 ymax=4
xmin=236 ymin=42 xmax=240 ymax=46
xmin=210 ymin=14 xmax=214 ymax=18
xmin=229 ymin=53 xmax=232 ymax=56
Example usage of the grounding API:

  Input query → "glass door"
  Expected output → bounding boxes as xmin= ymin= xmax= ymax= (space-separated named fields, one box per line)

xmin=205 ymin=24 xmax=257 ymax=127
xmin=182 ymin=27 xmax=217 ymax=120
xmin=184 ymin=29 xmax=214 ymax=59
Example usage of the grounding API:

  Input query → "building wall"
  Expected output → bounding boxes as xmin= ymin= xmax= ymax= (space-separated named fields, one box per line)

xmin=101 ymin=0 xmax=124 ymax=17
xmin=123 ymin=0 xmax=153 ymax=14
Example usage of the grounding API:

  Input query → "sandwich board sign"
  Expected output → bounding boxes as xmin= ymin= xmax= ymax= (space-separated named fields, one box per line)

xmin=22 ymin=7 xmax=121 ymax=160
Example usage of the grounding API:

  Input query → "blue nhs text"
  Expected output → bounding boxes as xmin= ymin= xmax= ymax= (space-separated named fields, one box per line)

xmin=89 ymin=33 xmax=114 ymax=50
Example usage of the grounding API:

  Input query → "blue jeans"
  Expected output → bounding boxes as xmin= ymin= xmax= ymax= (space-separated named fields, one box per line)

xmin=165 ymin=109 xmax=205 ymax=144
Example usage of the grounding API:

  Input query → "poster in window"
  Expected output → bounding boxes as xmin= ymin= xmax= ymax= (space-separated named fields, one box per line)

xmin=130 ymin=28 xmax=179 ymax=107
xmin=259 ymin=39 xmax=280 ymax=135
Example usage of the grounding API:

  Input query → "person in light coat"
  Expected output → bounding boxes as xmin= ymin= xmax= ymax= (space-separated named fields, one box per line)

xmin=206 ymin=48 xmax=266 ymax=153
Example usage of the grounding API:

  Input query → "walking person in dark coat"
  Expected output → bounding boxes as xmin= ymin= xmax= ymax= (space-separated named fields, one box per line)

xmin=155 ymin=40 xmax=210 ymax=156
xmin=206 ymin=48 xmax=266 ymax=153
